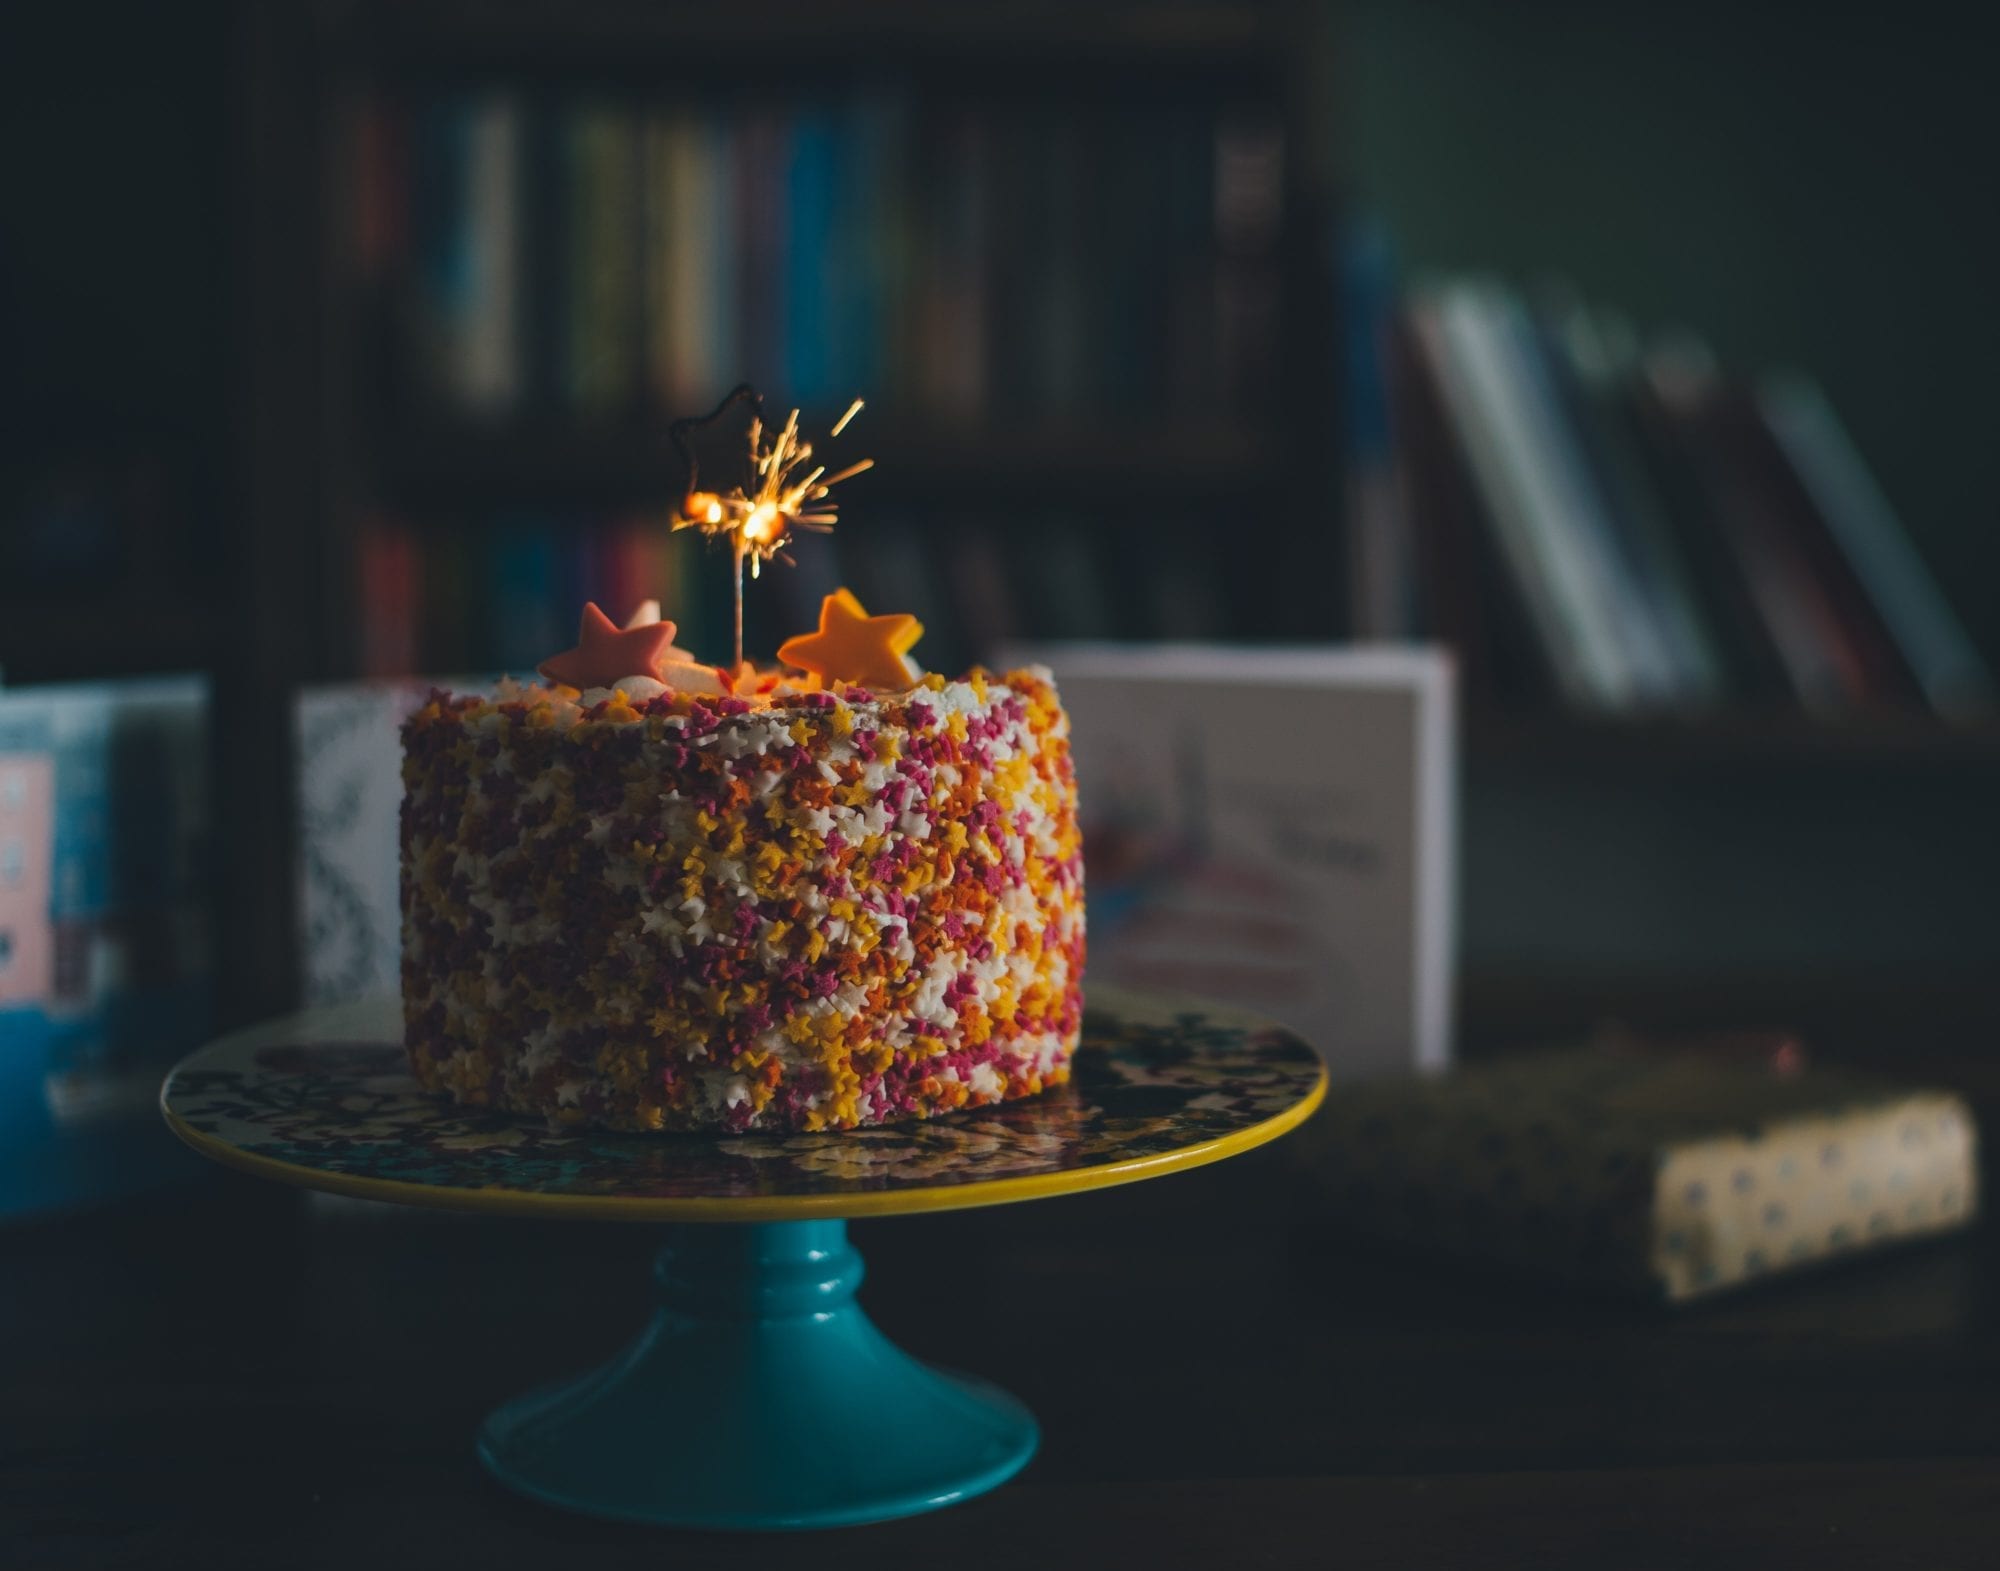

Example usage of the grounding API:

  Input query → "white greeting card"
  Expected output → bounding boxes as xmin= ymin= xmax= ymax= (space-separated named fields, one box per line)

xmin=295 ymin=681 xmax=449 ymax=1005
xmin=1012 ymin=644 xmax=1456 ymax=1077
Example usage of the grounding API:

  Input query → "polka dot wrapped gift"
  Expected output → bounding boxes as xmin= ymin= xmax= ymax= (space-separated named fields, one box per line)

xmin=1292 ymin=1049 xmax=1978 ymax=1302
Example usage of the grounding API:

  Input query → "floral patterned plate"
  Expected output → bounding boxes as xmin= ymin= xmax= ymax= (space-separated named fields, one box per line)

xmin=160 ymin=985 xmax=1326 ymax=1221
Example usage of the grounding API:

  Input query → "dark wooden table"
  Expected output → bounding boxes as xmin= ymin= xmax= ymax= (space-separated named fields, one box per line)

xmin=8 ymin=1103 xmax=1999 ymax=1571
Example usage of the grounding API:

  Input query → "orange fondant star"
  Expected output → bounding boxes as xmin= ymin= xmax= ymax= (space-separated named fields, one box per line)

xmin=537 ymin=602 xmax=678 ymax=690
xmin=776 ymin=588 xmax=923 ymax=692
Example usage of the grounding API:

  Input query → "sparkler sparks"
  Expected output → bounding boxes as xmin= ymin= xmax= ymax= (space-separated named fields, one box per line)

xmin=669 ymin=387 xmax=874 ymax=668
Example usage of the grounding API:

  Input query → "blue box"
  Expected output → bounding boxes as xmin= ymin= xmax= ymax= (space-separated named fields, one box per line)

xmin=0 ymin=676 xmax=212 ymax=1218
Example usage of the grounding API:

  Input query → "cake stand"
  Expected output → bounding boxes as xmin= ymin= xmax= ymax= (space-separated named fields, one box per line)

xmin=160 ymin=985 xmax=1325 ymax=1531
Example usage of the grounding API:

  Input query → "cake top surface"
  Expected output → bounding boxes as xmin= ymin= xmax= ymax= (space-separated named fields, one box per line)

xmin=408 ymin=665 xmax=1058 ymax=740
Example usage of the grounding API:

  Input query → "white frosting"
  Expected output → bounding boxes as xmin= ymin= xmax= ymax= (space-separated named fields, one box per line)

xmin=655 ymin=660 xmax=731 ymax=697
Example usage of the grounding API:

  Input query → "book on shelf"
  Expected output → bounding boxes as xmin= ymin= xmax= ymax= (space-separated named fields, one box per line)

xmin=524 ymin=96 xmax=568 ymax=413
xmin=1358 ymin=261 xmax=1991 ymax=723
xmin=1341 ymin=222 xmax=1412 ymax=641
xmin=647 ymin=113 xmax=742 ymax=412
xmin=1213 ymin=118 xmax=1285 ymax=410
xmin=566 ymin=104 xmax=641 ymax=414
xmin=913 ymin=110 xmax=988 ymax=420
xmin=356 ymin=516 xmax=423 ymax=679
xmin=409 ymin=97 xmax=468 ymax=409
xmin=783 ymin=110 xmax=839 ymax=409
xmin=1535 ymin=299 xmax=1727 ymax=706
xmin=410 ymin=92 xmax=523 ymax=415
xmin=463 ymin=96 xmax=524 ymax=413
xmin=1759 ymin=373 xmax=1994 ymax=719
xmin=1702 ymin=375 xmax=1921 ymax=710
xmin=1618 ymin=346 xmax=1800 ymax=705
xmin=1385 ymin=311 xmax=1549 ymax=705
xmin=1644 ymin=346 xmax=1864 ymax=716
xmin=351 ymin=92 xmax=407 ymax=282
xmin=1413 ymin=284 xmax=1638 ymax=709
xmin=487 ymin=520 xmax=568 ymax=675
xmin=733 ymin=109 xmax=789 ymax=406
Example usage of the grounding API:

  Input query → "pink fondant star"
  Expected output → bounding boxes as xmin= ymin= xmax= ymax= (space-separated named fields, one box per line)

xmin=537 ymin=602 xmax=678 ymax=690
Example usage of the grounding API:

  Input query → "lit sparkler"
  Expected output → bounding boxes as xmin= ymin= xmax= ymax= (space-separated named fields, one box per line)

xmin=670 ymin=385 xmax=873 ymax=670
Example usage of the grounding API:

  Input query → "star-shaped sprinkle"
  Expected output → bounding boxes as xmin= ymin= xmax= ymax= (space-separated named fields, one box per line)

xmin=537 ymin=602 xmax=678 ymax=690
xmin=776 ymin=588 xmax=923 ymax=692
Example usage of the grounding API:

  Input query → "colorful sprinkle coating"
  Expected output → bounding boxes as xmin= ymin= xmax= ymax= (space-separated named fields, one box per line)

xmin=399 ymin=668 xmax=1085 ymax=1133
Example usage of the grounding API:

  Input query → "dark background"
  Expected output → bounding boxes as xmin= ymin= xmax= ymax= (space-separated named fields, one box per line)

xmin=7 ymin=6 xmax=2000 ymax=1567
xmin=6 ymin=0 xmax=1995 ymax=1037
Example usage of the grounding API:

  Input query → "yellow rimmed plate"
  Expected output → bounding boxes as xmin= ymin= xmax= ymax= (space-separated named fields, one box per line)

xmin=161 ymin=984 xmax=1326 ymax=1222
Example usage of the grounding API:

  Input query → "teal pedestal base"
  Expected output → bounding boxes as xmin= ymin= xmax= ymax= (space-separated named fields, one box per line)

xmin=477 ymin=1221 xmax=1038 ymax=1530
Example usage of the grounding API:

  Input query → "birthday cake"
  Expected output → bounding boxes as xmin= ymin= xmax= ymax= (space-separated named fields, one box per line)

xmin=398 ymin=397 xmax=1085 ymax=1133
